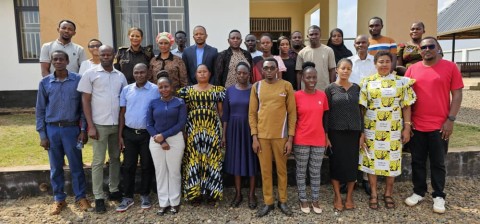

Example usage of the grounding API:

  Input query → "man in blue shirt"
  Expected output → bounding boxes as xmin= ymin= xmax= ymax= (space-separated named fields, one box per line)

xmin=116 ymin=63 xmax=160 ymax=212
xmin=36 ymin=50 xmax=92 ymax=215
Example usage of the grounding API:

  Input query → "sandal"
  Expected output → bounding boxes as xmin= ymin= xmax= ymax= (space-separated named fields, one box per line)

xmin=345 ymin=201 xmax=356 ymax=210
xmin=369 ymin=196 xmax=379 ymax=210
xmin=230 ymin=195 xmax=243 ymax=208
xmin=383 ymin=195 xmax=396 ymax=209
xmin=333 ymin=196 xmax=344 ymax=212
xmin=248 ymin=195 xmax=257 ymax=210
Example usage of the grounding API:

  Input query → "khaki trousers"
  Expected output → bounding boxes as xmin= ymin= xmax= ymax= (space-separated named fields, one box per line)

xmin=257 ymin=138 xmax=288 ymax=205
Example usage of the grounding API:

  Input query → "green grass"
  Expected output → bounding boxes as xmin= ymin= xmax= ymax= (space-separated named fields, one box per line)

xmin=0 ymin=114 xmax=479 ymax=167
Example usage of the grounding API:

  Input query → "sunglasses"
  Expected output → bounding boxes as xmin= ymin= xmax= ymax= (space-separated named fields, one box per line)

xmin=420 ymin=44 xmax=436 ymax=50
xmin=88 ymin=44 xmax=102 ymax=48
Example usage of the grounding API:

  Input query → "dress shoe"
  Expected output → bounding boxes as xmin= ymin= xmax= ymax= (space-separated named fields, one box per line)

xmin=257 ymin=204 xmax=274 ymax=217
xmin=278 ymin=202 xmax=293 ymax=217
xmin=362 ymin=180 xmax=371 ymax=196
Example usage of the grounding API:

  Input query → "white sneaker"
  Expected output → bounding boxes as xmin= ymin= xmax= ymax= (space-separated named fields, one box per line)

xmin=433 ymin=197 xmax=446 ymax=214
xmin=405 ymin=193 xmax=424 ymax=206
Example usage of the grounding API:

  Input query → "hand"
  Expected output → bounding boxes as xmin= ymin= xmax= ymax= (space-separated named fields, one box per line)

xmin=161 ymin=142 xmax=170 ymax=150
xmin=284 ymin=140 xmax=292 ymax=156
xmin=77 ymin=131 xmax=86 ymax=144
xmin=220 ymin=136 xmax=226 ymax=149
xmin=88 ymin=126 xmax=98 ymax=140
xmin=359 ymin=133 xmax=367 ymax=149
xmin=401 ymin=126 xmax=411 ymax=144
xmin=154 ymin=134 xmax=164 ymax=143
xmin=326 ymin=137 xmax=332 ymax=148
xmin=119 ymin=137 xmax=125 ymax=152
xmin=252 ymin=137 xmax=261 ymax=154
xmin=440 ymin=120 xmax=454 ymax=140
xmin=81 ymin=131 xmax=88 ymax=144
xmin=40 ymin=138 xmax=50 ymax=150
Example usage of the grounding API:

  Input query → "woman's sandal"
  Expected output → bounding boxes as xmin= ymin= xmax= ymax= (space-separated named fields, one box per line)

xmin=369 ymin=196 xmax=379 ymax=210
xmin=345 ymin=201 xmax=356 ymax=210
xmin=383 ymin=195 xmax=396 ymax=209
xmin=333 ymin=200 xmax=344 ymax=212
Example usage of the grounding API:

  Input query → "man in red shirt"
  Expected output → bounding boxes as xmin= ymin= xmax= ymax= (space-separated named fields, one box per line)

xmin=404 ymin=37 xmax=463 ymax=214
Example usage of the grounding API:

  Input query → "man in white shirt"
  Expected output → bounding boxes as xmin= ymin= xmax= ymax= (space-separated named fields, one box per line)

xmin=348 ymin=35 xmax=376 ymax=84
xmin=244 ymin=34 xmax=262 ymax=58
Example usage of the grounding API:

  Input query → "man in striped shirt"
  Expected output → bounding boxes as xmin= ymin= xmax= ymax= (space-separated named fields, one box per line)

xmin=367 ymin=17 xmax=397 ymax=72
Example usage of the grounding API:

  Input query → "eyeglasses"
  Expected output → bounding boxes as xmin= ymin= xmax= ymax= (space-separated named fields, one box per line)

xmin=262 ymin=66 xmax=277 ymax=71
xmin=420 ymin=44 xmax=436 ymax=50
xmin=88 ymin=44 xmax=102 ymax=48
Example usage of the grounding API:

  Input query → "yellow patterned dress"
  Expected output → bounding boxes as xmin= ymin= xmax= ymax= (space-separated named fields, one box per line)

xmin=178 ymin=85 xmax=226 ymax=200
xmin=358 ymin=73 xmax=416 ymax=177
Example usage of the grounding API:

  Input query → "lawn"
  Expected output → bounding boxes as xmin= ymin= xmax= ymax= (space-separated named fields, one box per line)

xmin=0 ymin=113 xmax=479 ymax=167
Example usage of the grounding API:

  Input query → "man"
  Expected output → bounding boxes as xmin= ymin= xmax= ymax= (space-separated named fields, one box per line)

xmin=36 ymin=50 xmax=92 ymax=215
xmin=249 ymin=58 xmax=296 ymax=217
xmin=77 ymin=45 xmax=128 ymax=213
xmin=182 ymin=25 xmax=218 ymax=84
xmin=367 ymin=17 xmax=397 ymax=72
xmin=39 ymin=20 xmax=87 ymax=77
xmin=348 ymin=35 xmax=377 ymax=85
xmin=289 ymin=31 xmax=305 ymax=58
xmin=404 ymin=37 xmax=463 ymax=214
xmin=215 ymin=30 xmax=253 ymax=87
xmin=295 ymin=25 xmax=336 ymax=90
xmin=244 ymin=34 xmax=262 ymax=58
xmin=116 ymin=63 xmax=159 ymax=212
xmin=171 ymin=30 xmax=187 ymax=58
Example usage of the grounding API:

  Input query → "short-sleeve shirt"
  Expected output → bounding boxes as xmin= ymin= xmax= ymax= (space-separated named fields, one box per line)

xmin=294 ymin=90 xmax=329 ymax=146
xmin=405 ymin=59 xmax=464 ymax=131
xmin=325 ymin=83 xmax=362 ymax=131
xmin=39 ymin=40 xmax=87 ymax=73
xmin=295 ymin=44 xmax=336 ymax=90
xmin=77 ymin=66 xmax=128 ymax=125
xmin=397 ymin=42 xmax=422 ymax=68
xmin=368 ymin=36 xmax=397 ymax=56
xmin=120 ymin=81 xmax=160 ymax=129
xmin=348 ymin=54 xmax=377 ymax=85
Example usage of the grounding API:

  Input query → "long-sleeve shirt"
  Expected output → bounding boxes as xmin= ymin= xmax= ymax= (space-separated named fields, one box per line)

xmin=36 ymin=72 xmax=86 ymax=140
xmin=146 ymin=97 xmax=187 ymax=139
xmin=249 ymin=79 xmax=297 ymax=139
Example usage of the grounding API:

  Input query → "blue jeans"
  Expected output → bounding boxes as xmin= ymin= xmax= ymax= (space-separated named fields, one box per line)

xmin=46 ymin=124 xmax=86 ymax=202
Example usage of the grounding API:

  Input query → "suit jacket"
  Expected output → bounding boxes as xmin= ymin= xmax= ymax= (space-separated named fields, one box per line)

xmin=182 ymin=44 xmax=218 ymax=85
xmin=215 ymin=47 xmax=253 ymax=86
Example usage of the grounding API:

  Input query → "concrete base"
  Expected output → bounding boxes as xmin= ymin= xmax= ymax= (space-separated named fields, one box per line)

xmin=1 ymin=150 xmax=479 ymax=199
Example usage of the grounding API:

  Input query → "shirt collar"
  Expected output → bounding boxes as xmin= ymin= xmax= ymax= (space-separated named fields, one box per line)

xmin=55 ymin=39 xmax=72 ymax=47
xmin=155 ymin=52 xmax=174 ymax=60
xmin=134 ymin=81 xmax=153 ymax=90
xmin=49 ymin=71 xmax=75 ymax=82
xmin=352 ymin=54 xmax=373 ymax=62
xmin=96 ymin=65 xmax=119 ymax=73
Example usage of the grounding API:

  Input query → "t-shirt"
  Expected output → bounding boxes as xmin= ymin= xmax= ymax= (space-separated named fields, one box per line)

xmin=368 ymin=36 xmax=397 ymax=56
xmin=294 ymin=90 xmax=329 ymax=146
xmin=405 ymin=59 xmax=464 ymax=131
xmin=295 ymin=44 xmax=336 ymax=90
xmin=39 ymin=40 xmax=87 ymax=73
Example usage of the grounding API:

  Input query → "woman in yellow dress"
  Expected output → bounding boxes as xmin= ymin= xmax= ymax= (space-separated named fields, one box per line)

xmin=358 ymin=51 xmax=416 ymax=209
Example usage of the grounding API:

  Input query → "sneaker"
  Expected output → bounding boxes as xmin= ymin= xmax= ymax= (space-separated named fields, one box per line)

xmin=433 ymin=197 xmax=446 ymax=214
xmin=405 ymin=193 xmax=424 ymax=206
xmin=116 ymin=198 xmax=134 ymax=212
xmin=109 ymin=191 xmax=122 ymax=202
xmin=77 ymin=198 xmax=93 ymax=212
xmin=49 ymin=201 xmax=67 ymax=215
xmin=95 ymin=199 xmax=107 ymax=214
xmin=140 ymin=195 xmax=152 ymax=209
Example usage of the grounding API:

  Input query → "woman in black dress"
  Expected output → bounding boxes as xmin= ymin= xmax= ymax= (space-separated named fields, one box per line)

xmin=278 ymin=36 xmax=297 ymax=90
xmin=327 ymin=28 xmax=353 ymax=64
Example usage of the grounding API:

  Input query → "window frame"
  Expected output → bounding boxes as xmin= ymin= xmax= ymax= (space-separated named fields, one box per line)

xmin=13 ymin=0 xmax=40 ymax=63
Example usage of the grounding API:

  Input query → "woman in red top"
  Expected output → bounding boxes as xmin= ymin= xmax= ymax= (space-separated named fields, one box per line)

xmin=293 ymin=62 xmax=329 ymax=214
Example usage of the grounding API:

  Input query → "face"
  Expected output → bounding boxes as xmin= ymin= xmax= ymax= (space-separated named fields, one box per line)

xmin=193 ymin=27 xmax=207 ymax=45
xmin=236 ymin=65 xmax=250 ymax=85
xmin=244 ymin=35 xmax=257 ymax=52
xmin=375 ymin=55 xmax=392 ymax=75
xmin=279 ymin=39 xmax=290 ymax=54
xmin=308 ymin=28 xmax=321 ymax=46
xmin=195 ymin=65 xmax=210 ymax=83
xmin=331 ymin=31 xmax=343 ymax=46
xmin=410 ymin=23 xmax=425 ymax=40
xmin=175 ymin=33 xmax=186 ymax=47
xmin=336 ymin=61 xmax=352 ymax=80
xmin=262 ymin=61 xmax=278 ymax=80
xmin=99 ymin=47 xmax=114 ymax=67
xmin=354 ymin=36 xmax=369 ymax=54
xmin=228 ymin=32 xmax=242 ymax=49
xmin=51 ymin=52 xmax=69 ymax=71
xmin=368 ymin=19 xmax=383 ymax=36
xmin=260 ymin=36 xmax=272 ymax=53
xmin=302 ymin=68 xmax=317 ymax=89
xmin=87 ymin=40 xmax=102 ymax=56
xmin=129 ymin=30 xmax=143 ymax=47
xmin=157 ymin=79 xmax=172 ymax=98
xmin=133 ymin=66 xmax=148 ymax=85
xmin=57 ymin=22 xmax=76 ymax=41
xmin=420 ymin=39 xmax=438 ymax=61
xmin=291 ymin=32 xmax=303 ymax=47
xmin=157 ymin=39 xmax=171 ymax=53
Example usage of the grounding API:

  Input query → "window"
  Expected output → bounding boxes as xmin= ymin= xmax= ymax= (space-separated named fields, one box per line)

xmin=112 ymin=0 xmax=189 ymax=54
xmin=14 ymin=0 xmax=40 ymax=63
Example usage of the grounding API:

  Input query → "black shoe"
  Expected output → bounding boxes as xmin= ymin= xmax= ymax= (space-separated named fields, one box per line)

xmin=109 ymin=191 xmax=122 ymax=202
xmin=95 ymin=199 xmax=106 ymax=214
xmin=230 ymin=195 xmax=243 ymax=208
xmin=277 ymin=202 xmax=293 ymax=217
xmin=363 ymin=180 xmax=371 ymax=196
xmin=340 ymin=183 xmax=348 ymax=194
xmin=257 ymin=204 xmax=274 ymax=217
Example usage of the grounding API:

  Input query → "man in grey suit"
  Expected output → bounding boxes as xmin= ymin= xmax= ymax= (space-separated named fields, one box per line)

xmin=182 ymin=26 xmax=218 ymax=84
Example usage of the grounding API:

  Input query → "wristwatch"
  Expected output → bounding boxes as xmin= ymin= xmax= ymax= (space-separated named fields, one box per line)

xmin=447 ymin=115 xmax=456 ymax=121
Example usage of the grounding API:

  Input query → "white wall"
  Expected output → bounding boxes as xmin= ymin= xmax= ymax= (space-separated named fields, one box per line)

xmin=97 ymin=0 xmax=114 ymax=46
xmin=187 ymin=0 xmax=250 ymax=51
xmin=0 ymin=1 xmax=41 ymax=91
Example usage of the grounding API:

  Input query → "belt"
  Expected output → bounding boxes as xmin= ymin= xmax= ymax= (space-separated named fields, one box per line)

xmin=125 ymin=126 xmax=148 ymax=135
xmin=48 ymin=121 xmax=78 ymax=127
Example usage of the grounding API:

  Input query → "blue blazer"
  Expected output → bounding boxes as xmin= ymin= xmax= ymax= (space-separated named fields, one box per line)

xmin=182 ymin=44 xmax=218 ymax=85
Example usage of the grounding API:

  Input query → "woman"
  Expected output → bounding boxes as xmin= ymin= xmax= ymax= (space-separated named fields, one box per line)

xmin=359 ymin=51 xmax=416 ymax=209
xmin=325 ymin=58 xmax=363 ymax=212
xmin=327 ymin=28 xmax=353 ymax=64
xmin=396 ymin=22 xmax=425 ymax=75
xmin=79 ymin=39 xmax=102 ymax=75
xmin=251 ymin=33 xmax=286 ymax=83
xmin=149 ymin=32 xmax=188 ymax=92
xmin=178 ymin=64 xmax=226 ymax=206
xmin=279 ymin=36 xmax=297 ymax=90
xmin=114 ymin=27 xmax=154 ymax=84
xmin=221 ymin=62 xmax=259 ymax=209
xmin=146 ymin=77 xmax=187 ymax=215
xmin=294 ymin=62 xmax=329 ymax=214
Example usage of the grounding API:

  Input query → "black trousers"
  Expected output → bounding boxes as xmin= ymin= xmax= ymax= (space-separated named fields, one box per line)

xmin=122 ymin=127 xmax=154 ymax=198
xmin=410 ymin=130 xmax=448 ymax=199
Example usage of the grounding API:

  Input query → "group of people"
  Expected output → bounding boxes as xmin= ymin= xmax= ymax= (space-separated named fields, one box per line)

xmin=36 ymin=16 xmax=463 ymax=218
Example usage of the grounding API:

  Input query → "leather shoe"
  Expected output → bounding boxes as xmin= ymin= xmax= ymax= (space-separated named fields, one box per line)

xmin=256 ymin=204 xmax=274 ymax=217
xmin=363 ymin=180 xmax=371 ymax=196
xmin=278 ymin=202 xmax=293 ymax=217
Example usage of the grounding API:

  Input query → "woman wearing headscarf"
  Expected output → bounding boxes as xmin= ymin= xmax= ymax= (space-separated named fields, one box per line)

xmin=327 ymin=28 xmax=353 ymax=64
